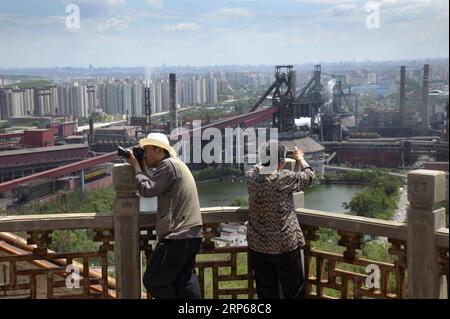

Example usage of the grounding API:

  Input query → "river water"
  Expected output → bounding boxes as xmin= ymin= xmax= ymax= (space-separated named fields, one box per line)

xmin=197 ymin=181 xmax=363 ymax=214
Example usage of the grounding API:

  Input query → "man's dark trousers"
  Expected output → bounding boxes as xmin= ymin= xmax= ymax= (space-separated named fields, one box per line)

xmin=143 ymin=237 xmax=202 ymax=299
xmin=249 ymin=248 xmax=307 ymax=299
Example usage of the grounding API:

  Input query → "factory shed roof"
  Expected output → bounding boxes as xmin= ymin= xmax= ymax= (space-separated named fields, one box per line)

xmin=279 ymin=137 xmax=325 ymax=154
xmin=0 ymin=144 xmax=88 ymax=157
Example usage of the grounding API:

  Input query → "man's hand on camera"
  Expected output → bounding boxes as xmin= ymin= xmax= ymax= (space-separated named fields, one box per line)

xmin=126 ymin=152 xmax=142 ymax=174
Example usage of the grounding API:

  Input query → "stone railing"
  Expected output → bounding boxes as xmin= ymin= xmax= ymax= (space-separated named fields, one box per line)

xmin=0 ymin=165 xmax=448 ymax=299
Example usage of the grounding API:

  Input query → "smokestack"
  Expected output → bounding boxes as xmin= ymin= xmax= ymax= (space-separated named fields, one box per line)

xmin=337 ymin=80 xmax=342 ymax=111
xmin=445 ymin=102 xmax=449 ymax=142
xmin=422 ymin=64 xmax=430 ymax=134
xmin=355 ymin=94 xmax=359 ymax=130
xmin=399 ymin=66 xmax=406 ymax=127
xmin=87 ymin=85 xmax=95 ymax=115
xmin=289 ymin=70 xmax=297 ymax=97
xmin=314 ymin=65 xmax=321 ymax=86
xmin=89 ymin=117 xmax=94 ymax=145
xmin=169 ymin=73 xmax=177 ymax=132
xmin=144 ymin=86 xmax=152 ymax=134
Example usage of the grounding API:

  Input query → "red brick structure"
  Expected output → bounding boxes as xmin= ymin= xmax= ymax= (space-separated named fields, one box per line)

xmin=58 ymin=122 xmax=75 ymax=138
xmin=22 ymin=129 xmax=54 ymax=147
xmin=325 ymin=140 xmax=406 ymax=167
xmin=338 ymin=148 xmax=404 ymax=167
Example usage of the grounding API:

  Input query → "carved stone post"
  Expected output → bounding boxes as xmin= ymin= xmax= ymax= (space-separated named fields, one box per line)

xmin=112 ymin=164 xmax=141 ymax=299
xmin=407 ymin=169 xmax=447 ymax=299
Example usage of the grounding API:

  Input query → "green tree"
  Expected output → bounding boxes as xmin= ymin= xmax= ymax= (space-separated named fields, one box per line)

xmin=343 ymin=191 xmax=374 ymax=217
xmin=343 ymin=175 xmax=403 ymax=220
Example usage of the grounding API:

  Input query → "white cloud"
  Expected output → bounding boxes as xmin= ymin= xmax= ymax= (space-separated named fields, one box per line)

xmin=163 ymin=22 xmax=200 ymax=32
xmin=97 ymin=16 xmax=132 ymax=31
xmin=335 ymin=3 xmax=358 ymax=11
xmin=296 ymin=0 xmax=355 ymax=3
xmin=333 ymin=3 xmax=360 ymax=14
xmin=66 ymin=0 xmax=126 ymax=6
xmin=218 ymin=8 xmax=256 ymax=18
xmin=0 ymin=14 xmax=65 ymax=27
xmin=104 ymin=0 xmax=126 ymax=5
xmin=147 ymin=0 xmax=164 ymax=10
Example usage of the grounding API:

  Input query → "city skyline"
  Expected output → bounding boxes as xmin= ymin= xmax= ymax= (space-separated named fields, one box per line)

xmin=0 ymin=0 xmax=448 ymax=68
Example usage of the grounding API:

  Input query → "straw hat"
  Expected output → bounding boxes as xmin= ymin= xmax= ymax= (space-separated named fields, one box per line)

xmin=139 ymin=133 xmax=177 ymax=157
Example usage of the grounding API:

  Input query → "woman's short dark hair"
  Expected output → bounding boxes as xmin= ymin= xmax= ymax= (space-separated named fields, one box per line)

xmin=260 ymin=141 xmax=286 ymax=167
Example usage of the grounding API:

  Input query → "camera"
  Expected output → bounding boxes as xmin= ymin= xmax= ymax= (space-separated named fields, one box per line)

xmin=286 ymin=149 xmax=294 ymax=159
xmin=117 ymin=146 xmax=144 ymax=162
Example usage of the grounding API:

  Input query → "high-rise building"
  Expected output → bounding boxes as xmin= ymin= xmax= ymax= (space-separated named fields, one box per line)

xmin=206 ymin=78 xmax=218 ymax=104
xmin=49 ymin=86 xmax=59 ymax=115
xmin=440 ymin=65 xmax=449 ymax=82
xmin=69 ymin=84 xmax=88 ymax=117
xmin=368 ymin=72 xmax=378 ymax=84
xmin=131 ymin=82 xmax=144 ymax=116
xmin=58 ymin=85 xmax=70 ymax=115
xmin=11 ymin=89 xmax=25 ymax=117
xmin=0 ymin=89 xmax=9 ymax=119
xmin=0 ymin=88 xmax=37 ymax=118
xmin=122 ymin=82 xmax=133 ymax=115
xmin=193 ymin=77 xmax=203 ymax=105
xmin=106 ymin=83 xmax=119 ymax=114
xmin=161 ymin=79 xmax=170 ymax=112
xmin=200 ymin=78 xmax=207 ymax=104
xmin=153 ymin=80 xmax=162 ymax=113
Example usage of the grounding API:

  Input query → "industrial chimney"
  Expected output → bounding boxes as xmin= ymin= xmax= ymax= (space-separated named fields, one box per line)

xmin=422 ymin=64 xmax=430 ymax=134
xmin=169 ymin=73 xmax=178 ymax=132
xmin=89 ymin=117 xmax=94 ymax=145
xmin=399 ymin=66 xmax=406 ymax=127
xmin=314 ymin=65 xmax=321 ymax=86
xmin=289 ymin=69 xmax=297 ymax=97
xmin=445 ymin=102 xmax=449 ymax=142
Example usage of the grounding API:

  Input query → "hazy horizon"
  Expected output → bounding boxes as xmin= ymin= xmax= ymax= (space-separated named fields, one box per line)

xmin=0 ymin=57 xmax=448 ymax=72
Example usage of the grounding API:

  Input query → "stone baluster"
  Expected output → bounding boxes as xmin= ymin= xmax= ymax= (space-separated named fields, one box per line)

xmin=112 ymin=164 xmax=141 ymax=299
xmin=407 ymin=169 xmax=447 ymax=299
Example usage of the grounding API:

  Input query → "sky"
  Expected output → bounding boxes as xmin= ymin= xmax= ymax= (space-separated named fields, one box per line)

xmin=0 ymin=0 xmax=448 ymax=68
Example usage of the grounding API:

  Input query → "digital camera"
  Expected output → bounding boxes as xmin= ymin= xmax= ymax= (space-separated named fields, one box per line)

xmin=117 ymin=146 xmax=144 ymax=162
